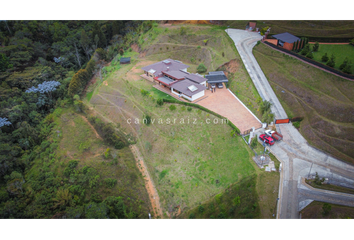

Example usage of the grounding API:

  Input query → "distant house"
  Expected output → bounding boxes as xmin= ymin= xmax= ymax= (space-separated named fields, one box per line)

xmin=246 ymin=22 xmax=257 ymax=31
xmin=142 ymin=59 xmax=207 ymax=101
xmin=205 ymin=71 xmax=228 ymax=86
xmin=271 ymin=32 xmax=300 ymax=51
xmin=120 ymin=57 xmax=131 ymax=64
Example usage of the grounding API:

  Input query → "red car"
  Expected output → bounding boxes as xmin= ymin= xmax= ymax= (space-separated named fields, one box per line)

xmin=259 ymin=134 xmax=275 ymax=146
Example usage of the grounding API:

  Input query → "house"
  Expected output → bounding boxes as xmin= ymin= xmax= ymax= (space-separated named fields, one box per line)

xmin=142 ymin=59 xmax=208 ymax=101
xmin=171 ymin=79 xmax=207 ymax=102
xmin=271 ymin=32 xmax=300 ymax=51
xmin=141 ymin=59 xmax=189 ymax=78
xmin=120 ymin=57 xmax=131 ymax=64
xmin=205 ymin=71 xmax=228 ymax=86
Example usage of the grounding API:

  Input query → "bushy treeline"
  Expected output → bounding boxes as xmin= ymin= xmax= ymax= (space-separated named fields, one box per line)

xmin=88 ymin=116 xmax=127 ymax=149
xmin=0 ymin=20 xmax=154 ymax=218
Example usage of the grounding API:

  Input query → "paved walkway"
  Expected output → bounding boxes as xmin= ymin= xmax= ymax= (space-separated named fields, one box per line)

xmin=227 ymin=28 xmax=354 ymax=219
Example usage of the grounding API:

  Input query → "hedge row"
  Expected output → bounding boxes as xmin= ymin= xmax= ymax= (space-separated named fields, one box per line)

xmin=162 ymin=98 xmax=241 ymax=135
xmin=263 ymin=41 xmax=354 ymax=80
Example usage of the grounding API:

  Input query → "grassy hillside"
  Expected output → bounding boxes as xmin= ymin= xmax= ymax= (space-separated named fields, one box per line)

xmin=85 ymin=24 xmax=280 ymax=218
xmin=11 ymin=105 xmax=151 ymax=218
xmin=253 ymin=43 xmax=354 ymax=164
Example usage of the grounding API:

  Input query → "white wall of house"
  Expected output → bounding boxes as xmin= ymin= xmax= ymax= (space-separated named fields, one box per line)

xmin=191 ymin=90 xmax=205 ymax=101
xmin=200 ymin=81 xmax=206 ymax=87
xmin=171 ymin=88 xmax=205 ymax=101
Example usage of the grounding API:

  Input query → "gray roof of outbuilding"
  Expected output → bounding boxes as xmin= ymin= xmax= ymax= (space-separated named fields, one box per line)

xmin=120 ymin=57 xmax=131 ymax=63
xmin=156 ymin=76 xmax=176 ymax=86
xmin=205 ymin=74 xmax=228 ymax=83
xmin=272 ymin=32 xmax=300 ymax=43
xmin=171 ymin=79 xmax=206 ymax=96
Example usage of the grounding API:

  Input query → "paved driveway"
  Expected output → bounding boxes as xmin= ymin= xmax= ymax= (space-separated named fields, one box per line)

xmin=196 ymin=86 xmax=262 ymax=134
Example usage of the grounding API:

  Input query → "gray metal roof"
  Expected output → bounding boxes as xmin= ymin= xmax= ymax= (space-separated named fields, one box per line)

xmin=171 ymin=79 xmax=206 ymax=96
xmin=272 ymin=32 xmax=300 ymax=44
xmin=185 ymin=73 xmax=207 ymax=84
xmin=208 ymin=71 xmax=225 ymax=75
xmin=156 ymin=76 xmax=175 ymax=86
xmin=205 ymin=74 xmax=228 ymax=83
xmin=162 ymin=70 xmax=186 ymax=80
xmin=141 ymin=59 xmax=189 ymax=76
xmin=120 ymin=57 xmax=131 ymax=63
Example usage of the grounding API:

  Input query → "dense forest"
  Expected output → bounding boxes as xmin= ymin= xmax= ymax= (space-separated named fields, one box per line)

xmin=0 ymin=20 xmax=154 ymax=218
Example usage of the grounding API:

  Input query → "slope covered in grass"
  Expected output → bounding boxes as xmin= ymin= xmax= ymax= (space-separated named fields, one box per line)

xmin=254 ymin=43 xmax=354 ymax=164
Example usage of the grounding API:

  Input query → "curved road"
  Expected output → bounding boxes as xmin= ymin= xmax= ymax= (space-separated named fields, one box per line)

xmin=227 ymin=29 xmax=354 ymax=219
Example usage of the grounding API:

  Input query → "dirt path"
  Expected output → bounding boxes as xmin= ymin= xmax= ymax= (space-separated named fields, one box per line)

xmin=78 ymin=114 xmax=103 ymax=140
xmin=130 ymin=144 xmax=163 ymax=219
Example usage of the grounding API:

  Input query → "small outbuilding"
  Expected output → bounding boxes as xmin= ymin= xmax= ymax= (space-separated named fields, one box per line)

xmin=120 ymin=57 xmax=131 ymax=64
xmin=205 ymin=71 xmax=228 ymax=86
xmin=271 ymin=32 xmax=300 ymax=51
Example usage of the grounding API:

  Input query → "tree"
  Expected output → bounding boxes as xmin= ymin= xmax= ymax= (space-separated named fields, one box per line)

xmin=250 ymin=136 xmax=258 ymax=148
xmin=326 ymin=54 xmax=335 ymax=68
xmin=85 ymin=58 xmax=96 ymax=76
xmin=197 ymin=63 xmax=207 ymax=73
xmin=339 ymin=57 xmax=348 ymax=71
xmin=112 ymin=21 xmax=120 ymax=37
xmin=92 ymin=22 xmax=106 ymax=49
xmin=322 ymin=203 xmax=332 ymax=216
xmin=343 ymin=61 xmax=352 ymax=74
xmin=80 ymin=29 xmax=92 ymax=60
xmin=0 ymin=53 xmax=13 ymax=72
xmin=306 ymin=51 xmax=314 ymax=59
xmin=350 ymin=38 xmax=354 ymax=46
xmin=312 ymin=42 xmax=319 ymax=52
xmin=198 ymin=205 xmax=205 ymax=213
xmin=301 ymin=44 xmax=310 ymax=56
xmin=321 ymin=53 xmax=329 ymax=62
xmin=52 ymin=189 xmax=73 ymax=209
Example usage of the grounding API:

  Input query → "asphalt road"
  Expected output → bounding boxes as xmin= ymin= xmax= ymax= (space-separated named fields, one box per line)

xmin=227 ymin=29 xmax=354 ymax=219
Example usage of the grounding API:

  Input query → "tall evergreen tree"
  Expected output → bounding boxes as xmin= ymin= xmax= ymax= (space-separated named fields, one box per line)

xmin=339 ymin=57 xmax=348 ymax=70
xmin=112 ymin=21 xmax=120 ymax=37
xmin=321 ymin=53 xmax=329 ymax=62
xmin=326 ymin=54 xmax=336 ymax=68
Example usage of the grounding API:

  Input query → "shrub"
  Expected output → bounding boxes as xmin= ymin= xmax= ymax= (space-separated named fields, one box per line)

xmin=68 ymin=160 xmax=79 ymax=169
xmin=326 ymin=54 xmax=335 ymax=68
xmin=143 ymin=115 xmax=151 ymax=125
xmin=312 ymin=42 xmax=319 ymax=52
xmin=198 ymin=205 xmax=205 ymax=213
xmin=321 ymin=53 xmax=329 ymax=62
xmin=197 ymin=63 xmax=207 ymax=73
xmin=343 ymin=61 xmax=352 ymax=74
xmin=322 ymin=203 xmax=332 ymax=216
xmin=157 ymin=99 xmax=163 ymax=106
xmin=169 ymin=105 xmax=176 ymax=111
xmin=187 ymin=107 xmax=192 ymax=112
xmin=180 ymin=106 xmax=186 ymax=111
xmin=189 ymin=213 xmax=196 ymax=219
xmin=104 ymin=148 xmax=111 ymax=159
xmin=250 ymin=137 xmax=258 ymax=148
xmin=180 ymin=27 xmax=187 ymax=35
xmin=339 ymin=57 xmax=348 ymax=71
xmin=222 ymin=52 xmax=225 ymax=57
xmin=140 ymin=89 xmax=149 ymax=96
xmin=104 ymin=178 xmax=117 ymax=188
xmin=197 ymin=46 xmax=201 ymax=49
xmin=306 ymin=51 xmax=314 ymax=59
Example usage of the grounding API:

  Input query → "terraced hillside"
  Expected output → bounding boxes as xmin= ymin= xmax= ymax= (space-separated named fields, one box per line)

xmin=253 ymin=43 xmax=354 ymax=164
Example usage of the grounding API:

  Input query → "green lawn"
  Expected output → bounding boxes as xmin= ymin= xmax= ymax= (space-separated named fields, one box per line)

xmin=309 ymin=44 xmax=354 ymax=71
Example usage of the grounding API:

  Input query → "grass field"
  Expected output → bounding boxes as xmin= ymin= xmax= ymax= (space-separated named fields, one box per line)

xmin=301 ymin=201 xmax=354 ymax=219
xmin=253 ymin=43 xmax=354 ymax=164
xmin=309 ymin=44 xmax=354 ymax=71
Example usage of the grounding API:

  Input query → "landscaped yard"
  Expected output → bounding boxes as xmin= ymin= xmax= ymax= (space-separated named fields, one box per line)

xmin=309 ymin=43 xmax=354 ymax=71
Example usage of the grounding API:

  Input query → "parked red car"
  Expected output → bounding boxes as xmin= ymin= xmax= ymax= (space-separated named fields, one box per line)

xmin=259 ymin=134 xmax=275 ymax=146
